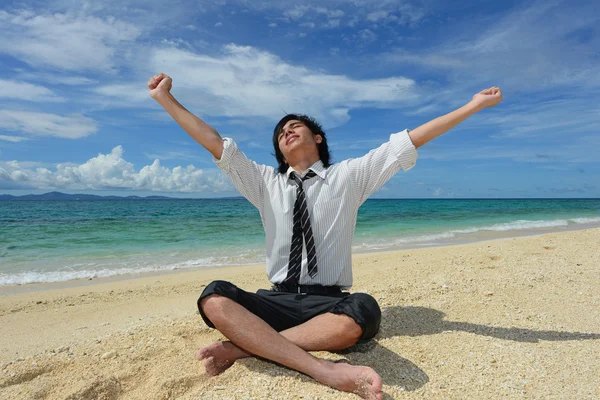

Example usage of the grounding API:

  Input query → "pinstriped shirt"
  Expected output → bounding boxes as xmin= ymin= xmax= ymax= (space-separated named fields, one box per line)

xmin=214 ymin=129 xmax=418 ymax=289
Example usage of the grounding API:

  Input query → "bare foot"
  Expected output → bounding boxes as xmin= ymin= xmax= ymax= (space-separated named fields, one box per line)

xmin=195 ymin=341 xmax=250 ymax=376
xmin=316 ymin=361 xmax=383 ymax=400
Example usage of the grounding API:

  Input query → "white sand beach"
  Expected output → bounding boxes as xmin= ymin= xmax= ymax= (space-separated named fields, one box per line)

xmin=1 ymin=228 xmax=599 ymax=399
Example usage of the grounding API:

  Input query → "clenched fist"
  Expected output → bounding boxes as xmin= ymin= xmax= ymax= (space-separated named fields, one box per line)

xmin=472 ymin=86 xmax=502 ymax=110
xmin=148 ymin=73 xmax=172 ymax=99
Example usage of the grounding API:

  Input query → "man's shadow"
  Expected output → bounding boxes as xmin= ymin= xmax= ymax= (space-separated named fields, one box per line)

xmin=378 ymin=306 xmax=600 ymax=343
xmin=333 ymin=305 xmax=600 ymax=396
xmin=239 ymin=306 xmax=600 ymax=397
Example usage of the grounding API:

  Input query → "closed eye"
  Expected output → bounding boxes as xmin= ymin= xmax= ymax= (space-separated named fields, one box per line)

xmin=279 ymin=122 xmax=304 ymax=140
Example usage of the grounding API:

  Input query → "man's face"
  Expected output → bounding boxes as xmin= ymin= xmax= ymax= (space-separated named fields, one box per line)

xmin=277 ymin=119 xmax=322 ymax=160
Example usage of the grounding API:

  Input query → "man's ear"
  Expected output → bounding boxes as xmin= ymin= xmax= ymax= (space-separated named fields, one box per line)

xmin=315 ymin=135 xmax=323 ymax=144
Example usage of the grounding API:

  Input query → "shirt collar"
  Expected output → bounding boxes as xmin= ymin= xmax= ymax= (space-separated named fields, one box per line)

xmin=285 ymin=160 xmax=327 ymax=181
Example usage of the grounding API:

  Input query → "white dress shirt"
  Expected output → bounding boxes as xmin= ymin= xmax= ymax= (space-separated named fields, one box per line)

xmin=214 ymin=129 xmax=418 ymax=289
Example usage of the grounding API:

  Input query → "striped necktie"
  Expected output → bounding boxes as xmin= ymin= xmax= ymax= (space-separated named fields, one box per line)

xmin=284 ymin=170 xmax=318 ymax=285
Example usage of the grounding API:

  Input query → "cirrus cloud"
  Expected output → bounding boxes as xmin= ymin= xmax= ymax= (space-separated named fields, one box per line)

xmin=96 ymin=44 xmax=419 ymax=127
xmin=0 ymin=10 xmax=141 ymax=72
xmin=0 ymin=110 xmax=98 ymax=139
xmin=0 ymin=79 xmax=65 ymax=102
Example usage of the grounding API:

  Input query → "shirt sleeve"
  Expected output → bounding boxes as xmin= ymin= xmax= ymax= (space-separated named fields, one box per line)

xmin=345 ymin=129 xmax=418 ymax=207
xmin=214 ymin=138 xmax=274 ymax=212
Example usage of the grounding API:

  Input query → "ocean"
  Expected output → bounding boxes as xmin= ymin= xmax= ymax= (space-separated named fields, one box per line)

xmin=1 ymin=198 xmax=599 ymax=286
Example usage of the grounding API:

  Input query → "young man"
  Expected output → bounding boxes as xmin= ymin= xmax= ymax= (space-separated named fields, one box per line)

xmin=148 ymin=72 xmax=502 ymax=399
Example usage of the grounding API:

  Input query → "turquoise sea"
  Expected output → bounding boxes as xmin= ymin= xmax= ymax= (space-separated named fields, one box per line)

xmin=1 ymin=198 xmax=599 ymax=286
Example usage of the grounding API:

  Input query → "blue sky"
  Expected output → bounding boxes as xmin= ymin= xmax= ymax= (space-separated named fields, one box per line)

xmin=0 ymin=0 xmax=598 ymax=198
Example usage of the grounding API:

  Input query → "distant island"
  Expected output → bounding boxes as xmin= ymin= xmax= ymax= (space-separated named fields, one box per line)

xmin=0 ymin=191 xmax=244 ymax=201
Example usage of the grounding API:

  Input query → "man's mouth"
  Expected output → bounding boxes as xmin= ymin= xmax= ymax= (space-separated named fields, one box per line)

xmin=286 ymin=135 xmax=298 ymax=145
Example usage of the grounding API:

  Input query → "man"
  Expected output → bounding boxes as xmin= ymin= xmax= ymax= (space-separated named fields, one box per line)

xmin=148 ymin=72 xmax=502 ymax=399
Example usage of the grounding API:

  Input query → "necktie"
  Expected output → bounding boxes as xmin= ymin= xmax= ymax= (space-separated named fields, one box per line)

xmin=284 ymin=170 xmax=318 ymax=285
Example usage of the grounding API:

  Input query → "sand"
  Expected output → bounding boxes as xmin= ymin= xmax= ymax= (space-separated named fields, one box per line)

xmin=1 ymin=228 xmax=599 ymax=399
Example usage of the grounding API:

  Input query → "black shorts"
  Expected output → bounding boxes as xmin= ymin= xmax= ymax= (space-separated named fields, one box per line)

xmin=197 ymin=280 xmax=381 ymax=343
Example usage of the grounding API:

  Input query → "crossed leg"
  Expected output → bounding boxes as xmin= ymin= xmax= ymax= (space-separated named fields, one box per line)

xmin=197 ymin=309 xmax=362 ymax=374
xmin=197 ymin=294 xmax=383 ymax=400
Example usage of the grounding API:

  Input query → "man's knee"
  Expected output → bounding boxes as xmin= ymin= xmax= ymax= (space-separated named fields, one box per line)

xmin=197 ymin=280 xmax=241 ymax=327
xmin=198 ymin=280 xmax=238 ymax=310
xmin=199 ymin=293 xmax=227 ymax=315
xmin=333 ymin=293 xmax=382 ymax=342
xmin=199 ymin=293 xmax=244 ymax=329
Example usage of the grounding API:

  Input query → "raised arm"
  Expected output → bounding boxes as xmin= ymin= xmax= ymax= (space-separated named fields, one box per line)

xmin=148 ymin=73 xmax=224 ymax=159
xmin=408 ymin=86 xmax=503 ymax=148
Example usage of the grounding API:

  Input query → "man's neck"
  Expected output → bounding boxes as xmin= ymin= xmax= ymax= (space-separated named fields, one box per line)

xmin=287 ymin=154 xmax=320 ymax=175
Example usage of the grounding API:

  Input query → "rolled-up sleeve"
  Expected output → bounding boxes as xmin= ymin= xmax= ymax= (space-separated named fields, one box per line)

xmin=214 ymin=138 xmax=273 ymax=212
xmin=346 ymin=129 xmax=418 ymax=206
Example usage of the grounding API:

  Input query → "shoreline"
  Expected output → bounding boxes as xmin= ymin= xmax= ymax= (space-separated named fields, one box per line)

xmin=2 ymin=221 xmax=599 ymax=295
xmin=1 ymin=228 xmax=599 ymax=399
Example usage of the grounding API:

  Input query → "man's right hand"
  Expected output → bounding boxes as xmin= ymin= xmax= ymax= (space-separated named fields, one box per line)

xmin=147 ymin=72 xmax=224 ymax=158
xmin=148 ymin=73 xmax=172 ymax=99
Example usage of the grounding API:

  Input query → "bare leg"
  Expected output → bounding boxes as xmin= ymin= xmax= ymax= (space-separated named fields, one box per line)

xmin=197 ymin=311 xmax=362 ymax=375
xmin=283 ymin=311 xmax=364 ymax=351
xmin=197 ymin=294 xmax=382 ymax=400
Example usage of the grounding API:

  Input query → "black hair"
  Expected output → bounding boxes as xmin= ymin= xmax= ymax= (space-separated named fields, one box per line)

xmin=272 ymin=114 xmax=332 ymax=174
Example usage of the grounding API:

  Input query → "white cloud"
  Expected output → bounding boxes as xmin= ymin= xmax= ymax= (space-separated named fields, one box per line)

xmin=143 ymin=150 xmax=200 ymax=161
xmin=268 ymin=23 xmax=277 ymax=28
xmin=366 ymin=11 xmax=390 ymax=22
xmin=277 ymin=2 xmax=423 ymax=27
xmin=47 ymin=76 xmax=97 ymax=85
xmin=0 ymin=80 xmax=65 ymax=102
xmin=277 ymin=2 xmax=422 ymax=26
xmin=160 ymin=37 xmax=195 ymax=50
xmin=0 ymin=135 xmax=30 ymax=143
xmin=0 ymin=10 xmax=141 ymax=72
xmin=364 ymin=6 xmax=422 ymax=25
xmin=0 ymin=110 xmax=98 ymax=139
xmin=471 ymin=99 xmax=600 ymax=140
xmin=323 ymin=19 xmax=340 ymax=29
xmin=357 ymin=29 xmax=377 ymax=43
xmin=282 ymin=6 xmax=345 ymax=27
xmin=0 ymin=146 xmax=234 ymax=193
xmin=328 ymin=9 xmax=345 ymax=18
xmin=13 ymin=71 xmax=97 ymax=86
xmin=385 ymin=1 xmax=600 ymax=90
xmin=98 ymin=44 xmax=418 ymax=127
xmin=347 ymin=16 xmax=359 ymax=27
xmin=215 ymin=22 xmax=223 ymax=27
xmin=94 ymin=84 xmax=150 ymax=104
xmin=283 ymin=5 xmax=344 ymax=20
xmin=284 ymin=7 xmax=306 ymax=20
xmin=407 ymin=96 xmax=600 ymax=166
